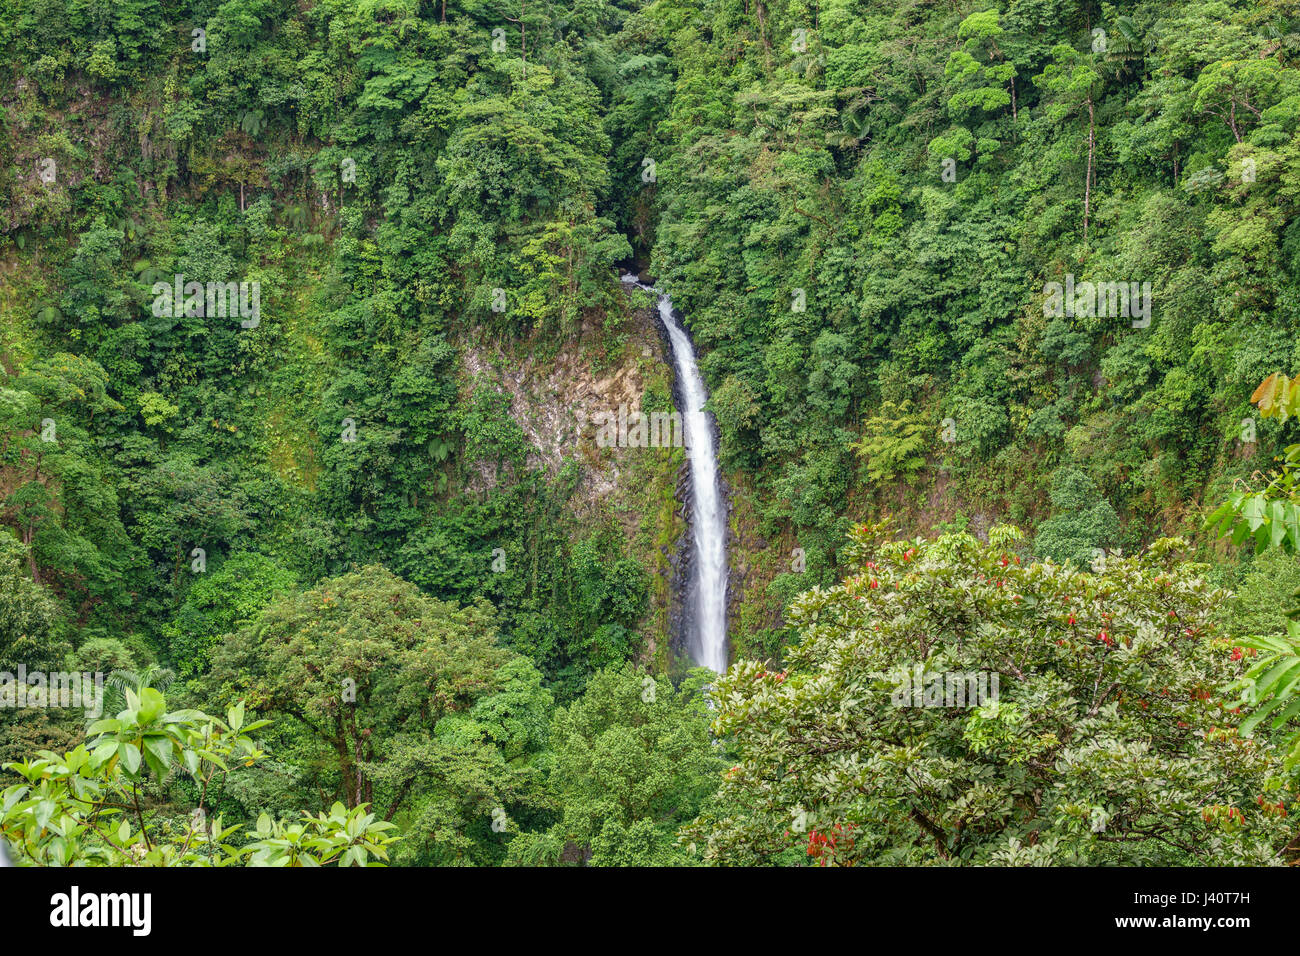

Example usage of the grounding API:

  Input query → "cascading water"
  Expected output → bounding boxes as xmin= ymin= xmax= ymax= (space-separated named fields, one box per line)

xmin=622 ymin=274 xmax=729 ymax=673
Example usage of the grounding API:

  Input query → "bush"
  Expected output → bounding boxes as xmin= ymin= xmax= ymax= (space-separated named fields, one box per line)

xmin=1225 ymin=549 xmax=1300 ymax=638
xmin=1033 ymin=466 xmax=1119 ymax=567
xmin=163 ymin=553 xmax=297 ymax=678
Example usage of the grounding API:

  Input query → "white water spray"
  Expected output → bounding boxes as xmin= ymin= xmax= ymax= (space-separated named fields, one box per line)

xmin=622 ymin=274 xmax=728 ymax=672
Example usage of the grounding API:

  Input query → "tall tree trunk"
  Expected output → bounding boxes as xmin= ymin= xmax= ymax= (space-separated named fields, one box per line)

xmin=507 ymin=2 xmax=527 ymax=79
xmin=1083 ymin=97 xmax=1095 ymax=246
xmin=335 ymin=714 xmax=358 ymax=808
xmin=23 ymin=525 xmax=39 ymax=583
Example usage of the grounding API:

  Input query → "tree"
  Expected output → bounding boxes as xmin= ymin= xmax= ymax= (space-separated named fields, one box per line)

xmin=205 ymin=565 xmax=512 ymax=817
xmin=1033 ymin=44 xmax=1104 ymax=244
xmin=0 ymin=531 xmax=65 ymax=672
xmin=163 ymin=552 xmax=297 ymax=678
xmin=683 ymin=524 xmax=1291 ymax=865
xmin=941 ymin=9 xmax=1018 ymax=128
xmin=1192 ymin=59 xmax=1294 ymax=144
xmin=1033 ymin=466 xmax=1119 ymax=568
xmin=509 ymin=665 xmax=723 ymax=865
xmin=1 ymin=355 xmax=126 ymax=592
xmin=0 ymin=531 xmax=74 ymax=765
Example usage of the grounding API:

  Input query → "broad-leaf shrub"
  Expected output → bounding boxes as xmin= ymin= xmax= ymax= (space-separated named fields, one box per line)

xmin=1 ymin=688 xmax=397 ymax=866
xmin=1206 ymin=371 xmax=1300 ymax=771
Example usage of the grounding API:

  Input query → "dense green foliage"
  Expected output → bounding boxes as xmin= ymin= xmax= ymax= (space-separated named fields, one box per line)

xmin=685 ymin=525 xmax=1294 ymax=865
xmin=2 ymin=688 xmax=399 ymax=866
xmin=3 ymin=0 xmax=1300 ymax=866
xmin=0 ymin=0 xmax=658 ymax=700
xmin=645 ymin=0 xmax=1300 ymax=596
xmin=507 ymin=665 xmax=721 ymax=865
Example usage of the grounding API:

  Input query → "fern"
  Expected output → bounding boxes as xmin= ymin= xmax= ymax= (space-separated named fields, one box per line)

xmin=850 ymin=400 xmax=930 ymax=484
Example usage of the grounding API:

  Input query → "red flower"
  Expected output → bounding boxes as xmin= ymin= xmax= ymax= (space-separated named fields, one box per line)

xmin=1231 ymin=647 xmax=1243 ymax=661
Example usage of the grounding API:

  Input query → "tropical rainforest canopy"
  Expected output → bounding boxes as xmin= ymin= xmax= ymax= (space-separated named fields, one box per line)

xmin=2 ymin=0 xmax=1300 ymax=868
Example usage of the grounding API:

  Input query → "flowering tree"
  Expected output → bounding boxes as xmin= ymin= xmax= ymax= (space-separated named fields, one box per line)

xmin=683 ymin=524 xmax=1294 ymax=865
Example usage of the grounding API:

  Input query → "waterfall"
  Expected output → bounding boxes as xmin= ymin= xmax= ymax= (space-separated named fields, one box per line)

xmin=622 ymin=274 xmax=729 ymax=673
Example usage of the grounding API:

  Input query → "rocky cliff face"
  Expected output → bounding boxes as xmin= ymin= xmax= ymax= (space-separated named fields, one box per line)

xmin=458 ymin=282 xmax=689 ymax=666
